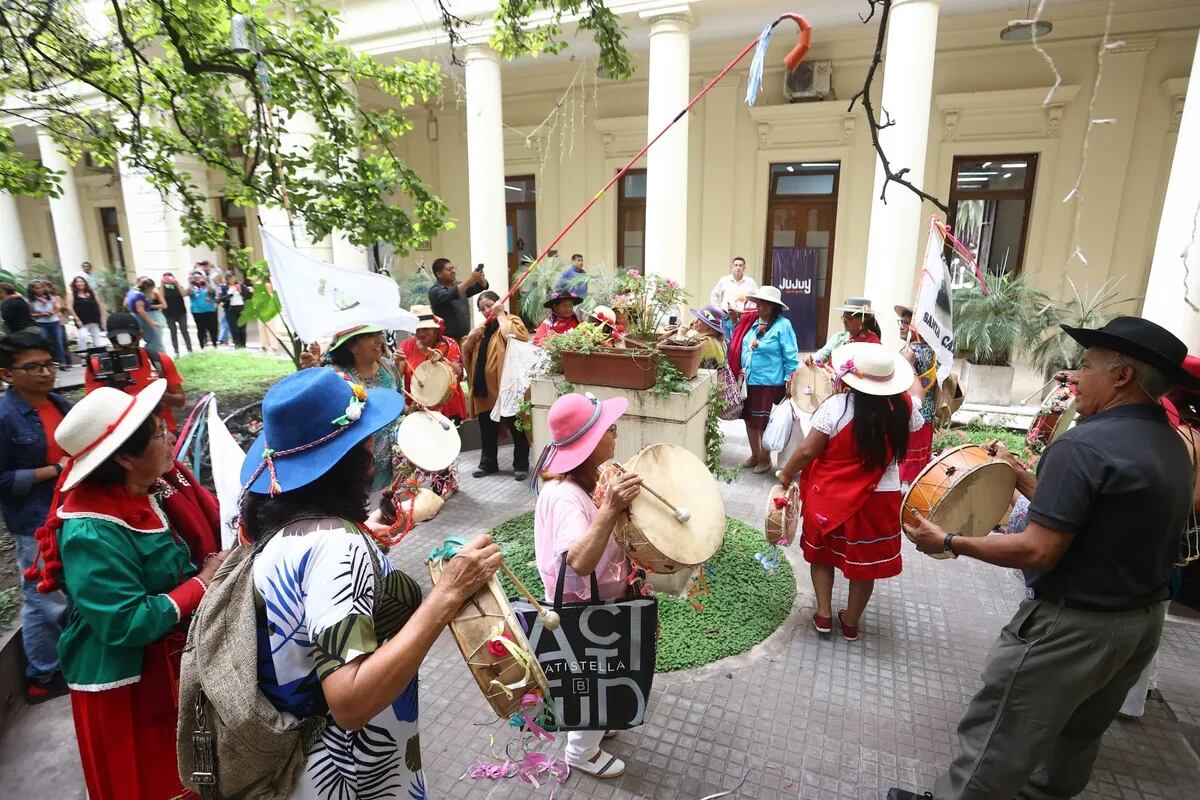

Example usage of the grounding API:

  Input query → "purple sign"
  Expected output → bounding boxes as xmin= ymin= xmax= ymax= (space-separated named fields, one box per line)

xmin=772 ymin=247 xmax=819 ymax=351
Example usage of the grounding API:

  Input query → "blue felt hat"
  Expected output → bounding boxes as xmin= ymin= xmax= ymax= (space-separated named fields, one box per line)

xmin=240 ymin=367 xmax=404 ymax=494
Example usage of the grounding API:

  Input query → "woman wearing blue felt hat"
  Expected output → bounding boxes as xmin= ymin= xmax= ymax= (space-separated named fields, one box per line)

xmin=236 ymin=368 xmax=502 ymax=798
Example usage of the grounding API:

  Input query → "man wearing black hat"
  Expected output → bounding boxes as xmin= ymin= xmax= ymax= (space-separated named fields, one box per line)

xmin=83 ymin=313 xmax=186 ymax=433
xmin=892 ymin=317 xmax=1195 ymax=800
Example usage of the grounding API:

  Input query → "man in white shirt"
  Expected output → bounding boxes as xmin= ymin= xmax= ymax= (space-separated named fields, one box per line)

xmin=709 ymin=257 xmax=759 ymax=314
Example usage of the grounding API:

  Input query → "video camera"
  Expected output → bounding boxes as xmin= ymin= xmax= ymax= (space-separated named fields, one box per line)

xmin=80 ymin=328 xmax=144 ymax=389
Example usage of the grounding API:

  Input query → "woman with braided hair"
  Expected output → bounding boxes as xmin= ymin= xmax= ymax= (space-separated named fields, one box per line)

xmin=778 ymin=343 xmax=925 ymax=642
xmin=23 ymin=379 xmax=231 ymax=799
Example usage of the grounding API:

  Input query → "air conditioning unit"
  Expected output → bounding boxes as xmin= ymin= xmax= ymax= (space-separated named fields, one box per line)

xmin=784 ymin=60 xmax=832 ymax=102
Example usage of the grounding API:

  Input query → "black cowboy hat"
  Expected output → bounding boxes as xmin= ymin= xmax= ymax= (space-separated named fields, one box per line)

xmin=543 ymin=290 xmax=584 ymax=309
xmin=1062 ymin=316 xmax=1200 ymax=390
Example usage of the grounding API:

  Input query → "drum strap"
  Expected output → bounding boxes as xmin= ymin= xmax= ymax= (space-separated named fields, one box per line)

xmin=554 ymin=557 xmax=602 ymax=608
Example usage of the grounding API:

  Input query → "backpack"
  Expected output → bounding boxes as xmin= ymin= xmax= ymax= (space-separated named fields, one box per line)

xmin=177 ymin=519 xmax=381 ymax=799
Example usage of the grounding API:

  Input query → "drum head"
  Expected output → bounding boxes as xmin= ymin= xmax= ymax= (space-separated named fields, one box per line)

xmin=624 ymin=444 xmax=725 ymax=567
xmin=907 ymin=460 xmax=1016 ymax=539
xmin=1049 ymin=397 xmax=1077 ymax=444
xmin=411 ymin=360 xmax=454 ymax=407
xmin=791 ymin=364 xmax=834 ymax=414
xmin=396 ymin=411 xmax=461 ymax=472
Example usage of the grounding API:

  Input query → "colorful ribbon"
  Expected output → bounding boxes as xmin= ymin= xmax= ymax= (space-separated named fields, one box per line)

xmin=745 ymin=22 xmax=774 ymax=106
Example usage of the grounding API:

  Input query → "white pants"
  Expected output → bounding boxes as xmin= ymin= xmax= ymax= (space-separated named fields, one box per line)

xmin=75 ymin=322 xmax=104 ymax=350
xmin=1119 ymin=600 xmax=1169 ymax=717
xmin=565 ymin=730 xmax=605 ymax=764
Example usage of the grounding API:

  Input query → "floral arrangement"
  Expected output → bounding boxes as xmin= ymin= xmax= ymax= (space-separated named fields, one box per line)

xmin=611 ymin=269 xmax=690 ymax=341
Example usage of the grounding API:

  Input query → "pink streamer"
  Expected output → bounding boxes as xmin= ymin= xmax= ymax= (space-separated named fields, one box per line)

xmin=520 ymin=693 xmax=554 ymax=741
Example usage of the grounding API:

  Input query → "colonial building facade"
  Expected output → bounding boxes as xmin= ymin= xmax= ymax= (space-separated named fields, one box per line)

xmin=2 ymin=0 xmax=1198 ymax=351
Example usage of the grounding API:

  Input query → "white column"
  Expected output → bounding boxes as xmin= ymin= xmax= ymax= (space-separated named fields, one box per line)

xmin=0 ymin=190 xmax=28 ymax=273
xmin=36 ymin=131 xmax=90 ymax=286
xmin=257 ymin=111 xmax=334 ymax=265
xmin=1143 ymin=30 xmax=1200 ymax=351
xmin=862 ymin=0 xmax=940 ymax=347
xmin=118 ymin=153 xmax=218 ymax=283
xmin=641 ymin=10 xmax=693 ymax=287
xmin=463 ymin=45 xmax=509 ymax=301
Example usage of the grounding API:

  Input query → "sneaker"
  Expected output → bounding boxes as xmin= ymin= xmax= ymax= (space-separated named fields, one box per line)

xmin=886 ymin=790 xmax=933 ymax=800
xmin=838 ymin=609 xmax=860 ymax=641
xmin=514 ymin=470 xmax=528 ymax=482
xmin=569 ymin=749 xmax=625 ymax=779
xmin=472 ymin=467 xmax=498 ymax=478
xmin=26 ymin=672 xmax=69 ymax=705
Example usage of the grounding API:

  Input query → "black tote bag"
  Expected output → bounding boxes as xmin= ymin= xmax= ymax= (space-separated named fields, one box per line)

xmin=512 ymin=559 xmax=657 ymax=731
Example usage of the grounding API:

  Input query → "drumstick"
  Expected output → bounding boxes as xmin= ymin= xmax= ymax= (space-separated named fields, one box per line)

xmin=611 ymin=464 xmax=691 ymax=522
xmin=397 ymin=384 xmax=453 ymax=431
xmin=498 ymin=560 xmax=561 ymax=631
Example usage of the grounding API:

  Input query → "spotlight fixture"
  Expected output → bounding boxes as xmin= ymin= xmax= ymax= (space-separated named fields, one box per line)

xmin=1001 ymin=2 xmax=1053 ymax=41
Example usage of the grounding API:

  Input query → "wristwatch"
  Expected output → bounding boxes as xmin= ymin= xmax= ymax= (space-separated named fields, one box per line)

xmin=53 ymin=463 xmax=64 ymax=477
xmin=943 ymin=532 xmax=958 ymax=559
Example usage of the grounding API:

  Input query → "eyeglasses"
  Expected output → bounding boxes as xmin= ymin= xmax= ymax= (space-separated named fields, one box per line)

xmin=9 ymin=361 xmax=60 ymax=375
xmin=151 ymin=421 xmax=170 ymax=443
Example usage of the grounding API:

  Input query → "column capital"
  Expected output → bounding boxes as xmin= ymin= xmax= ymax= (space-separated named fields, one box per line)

xmin=640 ymin=6 xmax=695 ymax=35
xmin=463 ymin=44 xmax=501 ymax=65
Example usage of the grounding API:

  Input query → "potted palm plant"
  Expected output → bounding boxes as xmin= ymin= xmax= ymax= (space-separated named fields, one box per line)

xmin=954 ymin=271 xmax=1055 ymax=405
xmin=1028 ymin=277 xmax=1136 ymax=380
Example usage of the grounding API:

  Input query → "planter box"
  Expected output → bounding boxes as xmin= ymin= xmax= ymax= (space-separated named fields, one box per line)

xmin=531 ymin=371 xmax=714 ymax=465
xmin=961 ymin=362 xmax=1015 ymax=406
xmin=561 ymin=349 xmax=659 ymax=390
xmin=658 ymin=341 xmax=704 ymax=379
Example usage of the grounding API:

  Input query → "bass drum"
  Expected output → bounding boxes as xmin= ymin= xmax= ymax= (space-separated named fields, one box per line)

xmin=902 ymin=444 xmax=1016 ymax=560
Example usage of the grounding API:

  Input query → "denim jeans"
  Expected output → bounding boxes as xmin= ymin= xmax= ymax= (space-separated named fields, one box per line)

xmin=218 ymin=310 xmax=231 ymax=344
xmin=34 ymin=320 xmax=68 ymax=364
xmin=12 ymin=533 xmax=67 ymax=679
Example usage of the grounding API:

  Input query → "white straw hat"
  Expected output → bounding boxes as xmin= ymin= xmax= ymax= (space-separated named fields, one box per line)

xmin=829 ymin=342 xmax=915 ymax=397
xmin=746 ymin=285 xmax=789 ymax=311
xmin=410 ymin=304 xmax=441 ymax=331
xmin=56 ymin=380 xmax=167 ymax=491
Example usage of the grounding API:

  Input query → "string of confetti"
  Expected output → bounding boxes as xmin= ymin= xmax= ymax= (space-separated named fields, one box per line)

xmin=1061 ymin=0 xmax=1116 ymax=271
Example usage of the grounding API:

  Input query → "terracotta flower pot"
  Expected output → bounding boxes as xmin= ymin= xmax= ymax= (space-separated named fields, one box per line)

xmin=561 ymin=348 xmax=660 ymax=390
xmin=657 ymin=340 xmax=704 ymax=379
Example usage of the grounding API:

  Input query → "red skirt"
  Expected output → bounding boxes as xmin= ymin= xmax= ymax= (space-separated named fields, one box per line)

xmin=70 ymin=634 xmax=192 ymax=800
xmin=741 ymin=384 xmax=785 ymax=432
xmin=801 ymin=491 xmax=903 ymax=580
xmin=898 ymin=422 xmax=934 ymax=484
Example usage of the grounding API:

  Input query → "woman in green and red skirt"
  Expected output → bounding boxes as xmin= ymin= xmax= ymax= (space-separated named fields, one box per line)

xmin=23 ymin=380 xmax=229 ymax=799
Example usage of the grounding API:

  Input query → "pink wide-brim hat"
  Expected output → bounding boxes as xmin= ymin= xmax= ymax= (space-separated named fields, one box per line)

xmin=535 ymin=393 xmax=628 ymax=478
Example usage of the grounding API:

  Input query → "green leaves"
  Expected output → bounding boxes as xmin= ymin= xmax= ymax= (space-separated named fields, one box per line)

xmin=953 ymin=272 xmax=1055 ymax=367
xmin=490 ymin=0 xmax=633 ymax=81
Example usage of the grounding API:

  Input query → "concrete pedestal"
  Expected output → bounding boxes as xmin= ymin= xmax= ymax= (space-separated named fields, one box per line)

xmin=961 ymin=362 xmax=1015 ymax=406
xmin=531 ymin=370 xmax=714 ymax=464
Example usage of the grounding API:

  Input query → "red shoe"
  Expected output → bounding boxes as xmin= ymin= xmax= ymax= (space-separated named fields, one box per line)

xmin=837 ymin=610 xmax=859 ymax=641
xmin=26 ymin=672 xmax=69 ymax=705
xmin=812 ymin=613 xmax=833 ymax=634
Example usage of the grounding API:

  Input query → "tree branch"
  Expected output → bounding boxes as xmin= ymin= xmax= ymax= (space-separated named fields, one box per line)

xmin=847 ymin=0 xmax=950 ymax=215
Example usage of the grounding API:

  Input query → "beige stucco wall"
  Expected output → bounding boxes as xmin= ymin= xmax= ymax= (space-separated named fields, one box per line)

xmin=413 ymin=3 xmax=1196 ymax=335
xmin=10 ymin=0 xmax=1198 ymax=340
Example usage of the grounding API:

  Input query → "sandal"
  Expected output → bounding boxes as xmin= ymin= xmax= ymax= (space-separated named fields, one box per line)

xmin=838 ymin=609 xmax=860 ymax=641
xmin=812 ymin=613 xmax=833 ymax=634
xmin=570 ymin=750 xmax=625 ymax=779
xmin=741 ymin=456 xmax=758 ymax=468
xmin=753 ymin=460 xmax=773 ymax=474
xmin=602 ymin=730 xmax=618 ymax=740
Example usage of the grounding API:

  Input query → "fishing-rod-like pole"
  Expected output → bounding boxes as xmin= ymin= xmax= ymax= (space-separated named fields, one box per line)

xmin=488 ymin=12 xmax=813 ymax=317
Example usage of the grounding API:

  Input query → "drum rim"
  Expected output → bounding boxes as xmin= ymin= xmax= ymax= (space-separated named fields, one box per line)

xmin=791 ymin=364 xmax=834 ymax=412
xmin=1048 ymin=396 xmax=1077 ymax=444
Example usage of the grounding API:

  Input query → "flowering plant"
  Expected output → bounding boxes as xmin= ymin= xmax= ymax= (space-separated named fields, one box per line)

xmin=611 ymin=268 xmax=690 ymax=341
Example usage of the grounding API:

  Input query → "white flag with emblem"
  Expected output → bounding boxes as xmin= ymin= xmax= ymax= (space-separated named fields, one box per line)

xmin=261 ymin=227 xmax=418 ymax=342
xmin=206 ymin=398 xmax=246 ymax=549
xmin=914 ymin=222 xmax=955 ymax=383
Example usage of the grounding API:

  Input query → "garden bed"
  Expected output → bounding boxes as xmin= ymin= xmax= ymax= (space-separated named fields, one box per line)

xmin=489 ymin=512 xmax=796 ymax=672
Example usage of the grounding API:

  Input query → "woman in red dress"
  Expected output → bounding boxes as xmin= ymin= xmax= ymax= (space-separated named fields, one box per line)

xmin=778 ymin=342 xmax=924 ymax=641
xmin=397 ymin=305 xmax=468 ymax=421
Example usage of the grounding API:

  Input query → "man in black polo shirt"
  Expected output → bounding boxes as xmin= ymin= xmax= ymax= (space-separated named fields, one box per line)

xmin=892 ymin=317 xmax=1195 ymax=800
xmin=427 ymin=258 xmax=488 ymax=340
